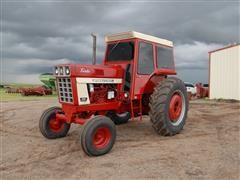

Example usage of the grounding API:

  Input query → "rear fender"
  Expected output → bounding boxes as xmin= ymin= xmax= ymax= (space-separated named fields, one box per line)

xmin=141 ymin=68 xmax=176 ymax=94
xmin=140 ymin=73 xmax=166 ymax=95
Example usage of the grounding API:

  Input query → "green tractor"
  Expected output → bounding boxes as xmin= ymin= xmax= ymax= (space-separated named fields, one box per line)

xmin=39 ymin=73 xmax=56 ymax=90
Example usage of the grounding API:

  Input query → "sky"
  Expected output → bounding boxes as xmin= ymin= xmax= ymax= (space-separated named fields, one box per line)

xmin=1 ymin=0 xmax=239 ymax=84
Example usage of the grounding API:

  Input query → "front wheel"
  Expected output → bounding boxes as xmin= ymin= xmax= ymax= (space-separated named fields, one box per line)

xmin=149 ymin=77 xmax=188 ymax=136
xmin=39 ymin=107 xmax=71 ymax=139
xmin=81 ymin=115 xmax=116 ymax=156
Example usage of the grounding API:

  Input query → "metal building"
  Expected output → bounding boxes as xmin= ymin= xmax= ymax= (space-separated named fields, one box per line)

xmin=209 ymin=44 xmax=240 ymax=100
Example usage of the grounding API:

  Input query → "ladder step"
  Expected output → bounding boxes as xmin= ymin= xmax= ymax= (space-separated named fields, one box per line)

xmin=130 ymin=94 xmax=143 ymax=121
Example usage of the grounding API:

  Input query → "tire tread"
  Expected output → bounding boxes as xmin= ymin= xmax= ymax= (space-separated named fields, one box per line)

xmin=149 ymin=77 xmax=188 ymax=136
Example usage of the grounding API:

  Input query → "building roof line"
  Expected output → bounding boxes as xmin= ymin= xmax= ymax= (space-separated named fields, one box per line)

xmin=208 ymin=43 xmax=240 ymax=54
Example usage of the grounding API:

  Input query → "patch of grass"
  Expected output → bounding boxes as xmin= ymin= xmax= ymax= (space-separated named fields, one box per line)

xmin=0 ymin=88 xmax=57 ymax=102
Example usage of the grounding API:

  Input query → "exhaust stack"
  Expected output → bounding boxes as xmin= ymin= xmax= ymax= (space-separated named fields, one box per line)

xmin=91 ymin=33 xmax=96 ymax=65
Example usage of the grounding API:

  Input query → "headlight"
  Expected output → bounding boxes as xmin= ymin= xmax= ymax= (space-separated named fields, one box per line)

xmin=55 ymin=67 xmax=59 ymax=75
xmin=65 ymin=66 xmax=70 ymax=75
xmin=60 ymin=67 xmax=63 ymax=75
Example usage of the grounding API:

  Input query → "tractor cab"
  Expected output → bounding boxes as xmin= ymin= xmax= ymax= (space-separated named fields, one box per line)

xmin=104 ymin=31 xmax=176 ymax=102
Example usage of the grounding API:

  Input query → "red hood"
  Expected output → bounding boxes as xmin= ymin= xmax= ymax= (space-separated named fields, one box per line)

xmin=58 ymin=64 xmax=124 ymax=78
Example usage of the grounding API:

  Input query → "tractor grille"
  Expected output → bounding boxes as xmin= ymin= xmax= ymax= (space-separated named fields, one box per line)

xmin=57 ymin=78 xmax=73 ymax=103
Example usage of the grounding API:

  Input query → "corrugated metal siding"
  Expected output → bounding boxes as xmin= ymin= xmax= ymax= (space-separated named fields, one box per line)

xmin=210 ymin=45 xmax=240 ymax=100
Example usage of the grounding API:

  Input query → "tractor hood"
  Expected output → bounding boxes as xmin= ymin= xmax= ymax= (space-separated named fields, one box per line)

xmin=55 ymin=64 xmax=124 ymax=78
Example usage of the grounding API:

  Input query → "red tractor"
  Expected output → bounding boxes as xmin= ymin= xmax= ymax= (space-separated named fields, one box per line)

xmin=39 ymin=31 xmax=188 ymax=156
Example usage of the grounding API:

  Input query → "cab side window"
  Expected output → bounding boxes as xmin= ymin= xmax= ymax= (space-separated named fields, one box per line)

xmin=138 ymin=42 xmax=154 ymax=74
xmin=157 ymin=46 xmax=174 ymax=69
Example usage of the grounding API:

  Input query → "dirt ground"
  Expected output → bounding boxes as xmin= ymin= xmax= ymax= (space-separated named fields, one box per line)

xmin=0 ymin=99 xmax=239 ymax=179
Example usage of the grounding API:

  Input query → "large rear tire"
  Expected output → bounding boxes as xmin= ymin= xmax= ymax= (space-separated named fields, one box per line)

xmin=39 ymin=107 xmax=71 ymax=139
xmin=149 ymin=77 xmax=188 ymax=136
xmin=81 ymin=115 xmax=116 ymax=156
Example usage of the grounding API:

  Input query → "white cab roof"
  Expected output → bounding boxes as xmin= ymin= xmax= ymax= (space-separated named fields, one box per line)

xmin=105 ymin=31 xmax=173 ymax=47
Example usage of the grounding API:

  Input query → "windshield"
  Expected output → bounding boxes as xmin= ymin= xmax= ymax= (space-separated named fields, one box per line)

xmin=107 ymin=41 xmax=134 ymax=61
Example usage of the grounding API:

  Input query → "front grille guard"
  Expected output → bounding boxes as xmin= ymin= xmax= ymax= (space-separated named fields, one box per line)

xmin=57 ymin=77 xmax=73 ymax=103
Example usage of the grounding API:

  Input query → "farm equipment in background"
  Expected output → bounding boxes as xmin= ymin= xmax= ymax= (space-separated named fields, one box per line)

xmin=20 ymin=86 xmax=52 ymax=96
xmin=196 ymin=83 xmax=209 ymax=98
xmin=5 ymin=86 xmax=52 ymax=96
xmin=4 ymin=73 xmax=55 ymax=96
xmin=5 ymin=87 xmax=22 ymax=93
xmin=39 ymin=31 xmax=189 ymax=156
xmin=39 ymin=73 xmax=56 ymax=90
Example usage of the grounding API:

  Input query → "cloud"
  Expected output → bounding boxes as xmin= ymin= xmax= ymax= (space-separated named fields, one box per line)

xmin=174 ymin=41 xmax=223 ymax=83
xmin=1 ymin=1 xmax=239 ymax=83
xmin=174 ymin=41 xmax=222 ymax=70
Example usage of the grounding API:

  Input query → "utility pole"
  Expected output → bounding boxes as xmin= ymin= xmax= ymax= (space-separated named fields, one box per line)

xmin=91 ymin=33 xmax=96 ymax=65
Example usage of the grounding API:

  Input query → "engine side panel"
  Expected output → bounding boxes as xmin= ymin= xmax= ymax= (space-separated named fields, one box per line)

xmin=76 ymin=77 xmax=122 ymax=105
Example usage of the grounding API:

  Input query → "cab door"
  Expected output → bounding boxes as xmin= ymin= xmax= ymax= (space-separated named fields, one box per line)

xmin=131 ymin=40 xmax=155 ymax=98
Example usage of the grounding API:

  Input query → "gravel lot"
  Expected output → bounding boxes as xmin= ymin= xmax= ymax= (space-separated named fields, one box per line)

xmin=1 ymin=99 xmax=240 ymax=179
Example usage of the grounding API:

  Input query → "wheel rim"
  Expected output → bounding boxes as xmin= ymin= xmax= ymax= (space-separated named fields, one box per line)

xmin=93 ymin=127 xmax=111 ymax=149
xmin=168 ymin=90 xmax=186 ymax=126
xmin=48 ymin=116 xmax=64 ymax=133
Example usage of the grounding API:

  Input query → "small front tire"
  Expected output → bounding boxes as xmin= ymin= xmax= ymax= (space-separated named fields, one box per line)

xmin=39 ymin=107 xmax=71 ymax=139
